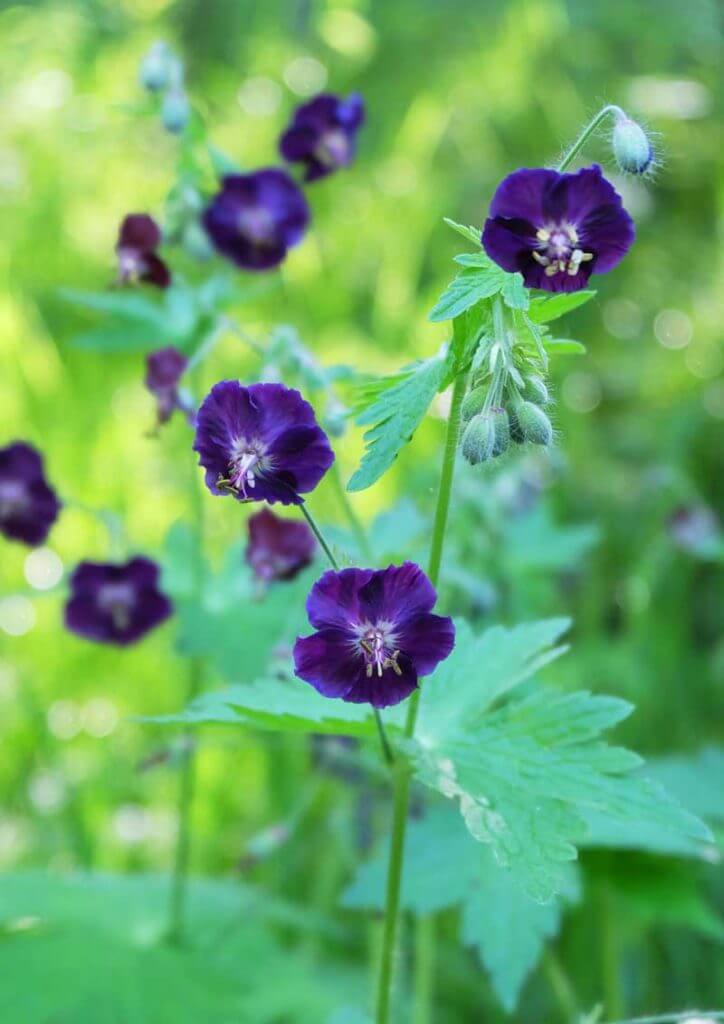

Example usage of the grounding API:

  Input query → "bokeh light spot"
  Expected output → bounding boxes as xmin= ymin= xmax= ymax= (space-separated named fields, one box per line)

xmin=237 ymin=77 xmax=282 ymax=117
xmin=283 ymin=57 xmax=328 ymax=96
xmin=24 ymin=547 xmax=63 ymax=590
xmin=654 ymin=309 xmax=692 ymax=350
xmin=0 ymin=596 xmax=36 ymax=636
xmin=561 ymin=372 xmax=602 ymax=413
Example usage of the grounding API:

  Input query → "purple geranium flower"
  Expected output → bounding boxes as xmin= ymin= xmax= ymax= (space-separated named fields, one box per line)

xmin=293 ymin=562 xmax=455 ymax=708
xmin=0 ymin=442 xmax=61 ymax=547
xmin=145 ymin=346 xmax=189 ymax=426
xmin=193 ymin=381 xmax=334 ymax=506
xmin=64 ymin=557 xmax=172 ymax=646
xmin=279 ymin=93 xmax=365 ymax=182
xmin=482 ymin=165 xmax=635 ymax=293
xmin=202 ymin=169 xmax=309 ymax=271
xmin=246 ymin=507 xmax=316 ymax=582
xmin=116 ymin=214 xmax=171 ymax=288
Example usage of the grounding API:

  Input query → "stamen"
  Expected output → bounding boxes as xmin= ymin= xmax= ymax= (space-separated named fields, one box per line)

xmin=536 ymin=228 xmax=550 ymax=243
xmin=532 ymin=222 xmax=593 ymax=278
xmin=532 ymin=251 xmax=550 ymax=266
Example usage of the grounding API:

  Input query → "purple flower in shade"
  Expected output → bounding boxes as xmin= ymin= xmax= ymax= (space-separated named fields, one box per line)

xmin=193 ymin=381 xmax=334 ymax=506
xmin=0 ymin=442 xmax=61 ymax=547
xmin=482 ymin=165 xmax=635 ymax=293
xmin=145 ymin=346 xmax=189 ymax=426
xmin=293 ymin=562 xmax=455 ymax=709
xmin=116 ymin=214 xmax=171 ymax=288
xmin=64 ymin=557 xmax=172 ymax=646
xmin=246 ymin=507 xmax=316 ymax=582
xmin=202 ymin=169 xmax=309 ymax=271
xmin=279 ymin=93 xmax=365 ymax=182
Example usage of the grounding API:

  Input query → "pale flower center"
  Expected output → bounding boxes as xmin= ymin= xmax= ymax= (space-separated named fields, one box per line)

xmin=354 ymin=621 xmax=403 ymax=679
xmin=315 ymin=129 xmax=351 ymax=169
xmin=98 ymin=582 xmax=135 ymax=631
xmin=531 ymin=222 xmax=594 ymax=278
xmin=221 ymin=438 xmax=271 ymax=499
xmin=238 ymin=206 xmax=275 ymax=246
xmin=0 ymin=479 xmax=27 ymax=520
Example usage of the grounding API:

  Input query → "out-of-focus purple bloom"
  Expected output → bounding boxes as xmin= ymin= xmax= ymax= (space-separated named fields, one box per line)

xmin=145 ymin=347 xmax=189 ymax=426
xmin=0 ymin=442 xmax=61 ymax=547
xmin=482 ymin=165 xmax=635 ymax=293
xmin=116 ymin=214 xmax=171 ymax=288
xmin=64 ymin=557 xmax=172 ymax=646
xmin=293 ymin=562 xmax=455 ymax=709
xmin=246 ymin=507 xmax=316 ymax=582
xmin=668 ymin=505 xmax=721 ymax=558
xmin=202 ymin=170 xmax=309 ymax=271
xmin=193 ymin=381 xmax=334 ymax=506
xmin=279 ymin=93 xmax=365 ymax=182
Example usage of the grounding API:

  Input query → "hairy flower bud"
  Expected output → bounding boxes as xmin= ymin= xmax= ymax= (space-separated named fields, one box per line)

xmin=612 ymin=113 xmax=654 ymax=175
xmin=461 ymin=408 xmax=509 ymax=464
xmin=161 ymin=87 xmax=190 ymax=134
xmin=512 ymin=400 xmax=553 ymax=446
xmin=461 ymin=385 xmax=487 ymax=423
xmin=522 ymin=374 xmax=549 ymax=406
xmin=139 ymin=41 xmax=172 ymax=92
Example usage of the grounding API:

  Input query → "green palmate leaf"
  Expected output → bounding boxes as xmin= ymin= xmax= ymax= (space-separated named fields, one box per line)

xmin=527 ymin=290 xmax=597 ymax=324
xmin=443 ymin=217 xmax=483 ymax=246
xmin=347 ymin=353 xmax=447 ymax=492
xmin=411 ymin=681 xmax=713 ymax=902
xmin=71 ymin=322 xmax=168 ymax=353
xmin=501 ymin=272 xmax=529 ymax=311
xmin=0 ymin=872 xmax=364 ymax=1024
xmin=59 ymin=287 xmax=168 ymax=327
xmin=646 ymin=746 xmax=724 ymax=823
xmin=147 ymin=672 xmax=377 ymax=736
xmin=343 ymin=803 xmax=580 ymax=1012
xmin=428 ymin=267 xmax=504 ymax=322
xmin=503 ymin=506 xmax=599 ymax=572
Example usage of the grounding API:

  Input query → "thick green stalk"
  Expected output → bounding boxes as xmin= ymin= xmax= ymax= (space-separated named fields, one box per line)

xmin=557 ymin=104 xmax=623 ymax=172
xmin=375 ymin=369 xmax=469 ymax=1024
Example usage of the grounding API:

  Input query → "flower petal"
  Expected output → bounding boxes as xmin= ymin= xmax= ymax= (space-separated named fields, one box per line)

xmin=358 ymin=562 xmax=438 ymax=623
xmin=293 ymin=627 xmax=362 ymax=699
xmin=306 ymin=567 xmax=374 ymax=629
xmin=343 ymin=652 xmax=418 ymax=709
xmin=489 ymin=167 xmax=561 ymax=225
xmin=396 ymin=612 xmax=456 ymax=676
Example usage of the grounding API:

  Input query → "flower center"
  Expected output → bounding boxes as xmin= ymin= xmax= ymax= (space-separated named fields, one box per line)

xmin=238 ymin=206 xmax=275 ymax=246
xmin=117 ymin=248 xmax=147 ymax=283
xmin=531 ymin=222 xmax=594 ymax=278
xmin=0 ymin=479 xmax=27 ymax=520
xmin=98 ymin=582 xmax=135 ymax=631
xmin=356 ymin=622 xmax=403 ymax=679
xmin=220 ymin=438 xmax=270 ymax=499
xmin=315 ymin=129 xmax=351 ymax=169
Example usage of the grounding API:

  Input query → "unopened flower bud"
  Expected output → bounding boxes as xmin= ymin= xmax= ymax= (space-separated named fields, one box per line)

xmin=461 ymin=408 xmax=509 ymax=465
xmin=139 ymin=41 xmax=172 ymax=93
xmin=612 ymin=112 xmax=654 ymax=175
xmin=461 ymin=385 xmax=487 ymax=423
xmin=512 ymin=400 xmax=553 ymax=446
xmin=522 ymin=374 xmax=549 ymax=406
xmin=161 ymin=88 xmax=190 ymax=134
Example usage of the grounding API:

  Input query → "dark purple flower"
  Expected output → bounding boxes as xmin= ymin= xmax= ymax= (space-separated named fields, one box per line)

xmin=293 ymin=562 xmax=455 ymax=709
xmin=279 ymin=93 xmax=365 ymax=182
xmin=246 ymin=507 xmax=316 ymax=582
xmin=482 ymin=165 xmax=635 ymax=293
xmin=202 ymin=169 xmax=309 ymax=271
xmin=0 ymin=442 xmax=61 ymax=547
xmin=145 ymin=346 xmax=189 ymax=426
xmin=64 ymin=557 xmax=172 ymax=646
xmin=193 ymin=381 xmax=334 ymax=506
xmin=116 ymin=214 xmax=171 ymax=288
xmin=668 ymin=504 xmax=721 ymax=557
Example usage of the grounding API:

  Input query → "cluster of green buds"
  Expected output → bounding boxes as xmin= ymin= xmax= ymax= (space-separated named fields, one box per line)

xmin=139 ymin=41 xmax=190 ymax=135
xmin=460 ymin=360 xmax=553 ymax=466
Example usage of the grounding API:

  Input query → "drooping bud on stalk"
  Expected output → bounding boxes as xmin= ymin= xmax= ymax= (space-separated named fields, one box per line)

xmin=461 ymin=408 xmax=509 ymax=465
xmin=161 ymin=87 xmax=190 ymax=134
xmin=511 ymin=400 xmax=553 ymax=446
xmin=522 ymin=374 xmax=549 ymax=406
xmin=461 ymin=385 xmax=487 ymax=423
xmin=139 ymin=41 xmax=173 ymax=92
xmin=611 ymin=111 xmax=654 ymax=175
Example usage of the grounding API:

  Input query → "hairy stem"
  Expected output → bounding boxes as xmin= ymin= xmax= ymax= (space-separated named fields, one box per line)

xmin=557 ymin=104 xmax=624 ymax=172
xmin=375 ymin=369 xmax=469 ymax=1024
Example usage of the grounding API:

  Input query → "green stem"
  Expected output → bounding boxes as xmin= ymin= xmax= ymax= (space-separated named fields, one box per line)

xmin=375 ymin=369 xmax=469 ymax=1024
xmin=300 ymin=502 xmax=339 ymax=570
xmin=557 ymin=104 xmax=624 ymax=172
xmin=413 ymin=915 xmax=436 ymax=1024
xmin=330 ymin=460 xmax=373 ymax=563
xmin=543 ymin=949 xmax=580 ymax=1023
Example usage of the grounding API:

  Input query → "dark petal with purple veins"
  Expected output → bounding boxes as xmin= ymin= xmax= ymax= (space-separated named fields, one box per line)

xmin=0 ymin=442 xmax=60 ymax=546
xmin=552 ymin=164 xmax=619 ymax=225
xmin=358 ymin=561 xmax=438 ymax=624
xmin=140 ymin=253 xmax=171 ymax=289
xmin=146 ymin=347 xmax=188 ymax=391
xmin=64 ymin=557 xmax=172 ymax=646
xmin=293 ymin=627 xmax=362 ymax=699
xmin=118 ymin=214 xmax=162 ymax=253
xmin=488 ymin=168 xmax=562 ymax=225
xmin=279 ymin=93 xmax=365 ymax=181
xmin=193 ymin=380 xmax=260 ymax=492
xmin=246 ymin=507 xmax=316 ymax=582
xmin=395 ymin=612 xmax=456 ymax=676
xmin=342 ymin=652 xmax=418 ymax=709
xmin=481 ymin=218 xmax=537 ymax=275
xmin=271 ymin=426 xmax=336 ymax=494
xmin=279 ymin=126 xmax=318 ymax=162
xmin=519 ymin=257 xmax=595 ymax=294
xmin=578 ymin=202 xmax=635 ymax=273
xmin=305 ymin=567 xmax=374 ymax=629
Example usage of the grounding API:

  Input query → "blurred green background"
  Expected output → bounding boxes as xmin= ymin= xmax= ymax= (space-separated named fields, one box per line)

xmin=0 ymin=0 xmax=722 ymax=1021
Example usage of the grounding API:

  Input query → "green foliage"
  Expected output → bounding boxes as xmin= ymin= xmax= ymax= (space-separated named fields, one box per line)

xmin=429 ymin=255 xmax=527 ymax=323
xmin=0 ymin=872 xmax=364 ymax=1024
xmin=344 ymin=803 xmax=580 ymax=1011
xmin=347 ymin=353 xmax=447 ymax=491
xmin=408 ymin=622 xmax=712 ymax=903
xmin=527 ymin=291 xmax=597 ymax=324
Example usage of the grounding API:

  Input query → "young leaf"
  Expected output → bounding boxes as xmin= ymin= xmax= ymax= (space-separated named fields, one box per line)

xmin=443 ymin=217 xmax=482 ymax=246
xmin=544 ymin=338 xmax=587 ymax=355
xmin=428 ymin=267 xmax=503 ymax=322
xmin=501 ymin=272 xmax=529 ymax=311
xmin=347 ymin=354 xmax=447 ymax=492
xmin=527 ymin=290 xmax=596 ymax=324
